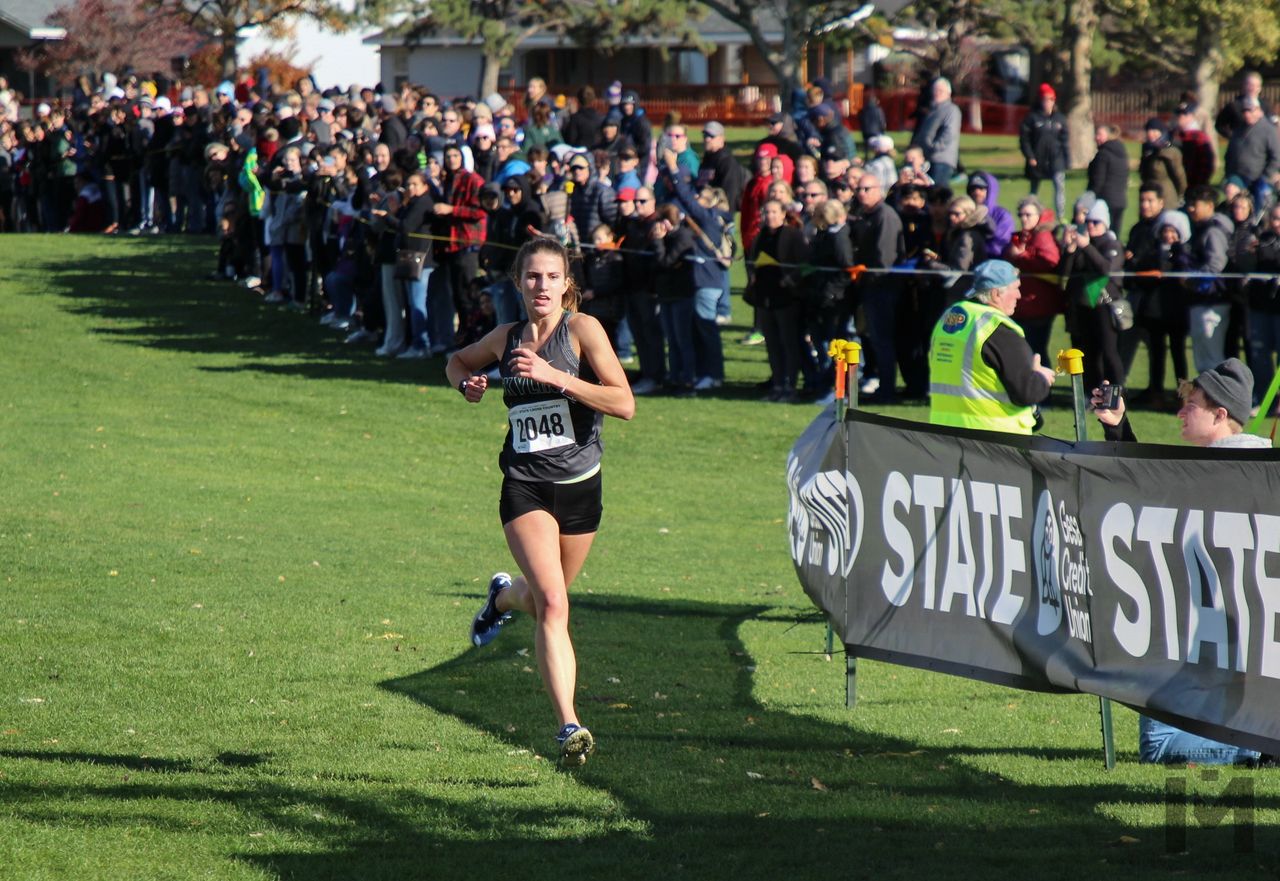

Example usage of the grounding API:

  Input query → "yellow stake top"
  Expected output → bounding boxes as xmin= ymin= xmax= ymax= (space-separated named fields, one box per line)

xmin=828 ymin=339 xmax=863 ymax=365
xmin=1057 ymin=348 xmax=1084 ymax=376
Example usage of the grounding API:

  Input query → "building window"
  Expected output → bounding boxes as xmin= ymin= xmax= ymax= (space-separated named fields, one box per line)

xmin=672 ymin=49 xmax=709 ymax=85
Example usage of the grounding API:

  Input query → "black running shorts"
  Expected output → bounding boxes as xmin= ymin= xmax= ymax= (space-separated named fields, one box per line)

xmin=499 ymin=471 xmax=603 ymax=534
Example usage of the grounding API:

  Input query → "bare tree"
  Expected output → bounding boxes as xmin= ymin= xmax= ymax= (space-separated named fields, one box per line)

xmin=18 ymin=0 xmax=200 ymax=84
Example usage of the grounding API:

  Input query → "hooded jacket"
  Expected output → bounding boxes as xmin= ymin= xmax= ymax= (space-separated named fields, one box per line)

xmin=567 ymin=155 xmax=618 ymax=240
xmin=969 ymin=171 xmax=1014 ymax=258
xmin=484 ymin=175 xmax=546 ymax=274
xmin=1187 ymin=211 xmax=1234 ymax=304
xmin=741 ymin=171 xmax=774 ymax=256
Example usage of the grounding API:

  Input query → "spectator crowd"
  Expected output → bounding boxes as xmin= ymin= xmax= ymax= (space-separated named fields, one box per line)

xmin=2 ymin=67 xmax=1280 ymax=410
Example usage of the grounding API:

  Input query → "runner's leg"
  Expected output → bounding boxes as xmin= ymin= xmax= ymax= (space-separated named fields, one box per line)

xmin=501 ymin=511 xmax=597 ymax=726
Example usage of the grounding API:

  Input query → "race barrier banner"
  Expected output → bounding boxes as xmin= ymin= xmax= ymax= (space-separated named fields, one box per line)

xmin=788 ymin=409 xmax=1280 ymax=755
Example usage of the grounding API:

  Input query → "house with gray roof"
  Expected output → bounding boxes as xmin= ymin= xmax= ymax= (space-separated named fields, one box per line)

xmin=0 ymin=0 xmax=66 ymax=98
xmin=363 ymin=3 xmax=909 ymax=100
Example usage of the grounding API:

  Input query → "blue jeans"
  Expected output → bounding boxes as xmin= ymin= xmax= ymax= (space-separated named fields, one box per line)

xmin=324 ymin=269 xmax=357 ymax=319
xmin=487 ymin=277 xmax=524 ymax=325
xmin=270 ymin=244 xmax=288 ymax=293
xmin=615 ymin=316 xmax=634 ymax=360
xmin=717 ymin=268 xmax=732 ymax=319
xmin=139 ymin=168 xmax=154 ymax=229
xmin=660 ymin=297 xmax=696 ymax=386
xmin=1139 ymin=716 xmax=1260 ymax=765
xmin=1189 ymin=304 xmax=1230 ymax=374
xmin=404 ymin=268 xmax=431 ymax=351
xmin=694 ymin=287 xmax=725 ymax=381
xmin=428 ymin=269 xmax=454 ymax=350
xmin=1248 ymin=311 xmax=1280 ymax=406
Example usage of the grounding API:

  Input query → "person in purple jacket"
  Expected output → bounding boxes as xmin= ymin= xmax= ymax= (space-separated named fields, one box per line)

xmin=967 ymin=170 xmax=1014 ymax=258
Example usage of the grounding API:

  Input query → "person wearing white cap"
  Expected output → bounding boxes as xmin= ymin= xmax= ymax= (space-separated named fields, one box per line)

xmin=929 ymin=259 xmax=1058 ymax=433
xmin=1060 ymin=197 xmax=1126 ymax=392
xmin=865 ymin=134 xmax=897 ymax=192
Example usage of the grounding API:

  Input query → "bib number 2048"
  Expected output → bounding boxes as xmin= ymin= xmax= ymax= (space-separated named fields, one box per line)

xmin=509 ymin=399 xmax=575 ymax=454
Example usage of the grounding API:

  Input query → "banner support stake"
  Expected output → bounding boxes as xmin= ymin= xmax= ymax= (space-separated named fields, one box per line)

xmin=826 ymin=340 xmax=861 ymax=708
xmin=1059 ymin=348 xmax=1117 ymax=771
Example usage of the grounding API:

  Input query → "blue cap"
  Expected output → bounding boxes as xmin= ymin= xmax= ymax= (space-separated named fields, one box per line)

xmin=966 ymin=260 xmax=1019 ymax=298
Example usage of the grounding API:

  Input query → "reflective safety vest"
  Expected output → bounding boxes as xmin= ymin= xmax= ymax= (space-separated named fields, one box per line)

xmin=929 ymin=300 xmax=1036 ymax=434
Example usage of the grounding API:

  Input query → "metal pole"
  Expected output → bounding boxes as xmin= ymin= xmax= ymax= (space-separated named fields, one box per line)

xmin=823 ymin=339 xmax=847 ymax=666
xmin=842 ymin=341 xmax=862 ymax=708
xmin=1058 ymin=348 xmax=1117 ymax=771
xmin=822 ymin=340 xmax=862 ymax=708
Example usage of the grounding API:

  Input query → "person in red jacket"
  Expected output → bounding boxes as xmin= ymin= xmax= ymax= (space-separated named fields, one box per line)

xmin=740 ymin=143 xmax=777 ymax=257
xmin=1003 ymin=195 xmax=1063 ymax=363
xmin=1175 ymin=102 xmax=1217 ymax=189
xmin=432 ymin=143 xmax=488 ymax=352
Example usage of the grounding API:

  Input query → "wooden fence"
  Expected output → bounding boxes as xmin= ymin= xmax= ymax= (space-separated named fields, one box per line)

xmin=505 ymin=82 xmax=1280 ymax=137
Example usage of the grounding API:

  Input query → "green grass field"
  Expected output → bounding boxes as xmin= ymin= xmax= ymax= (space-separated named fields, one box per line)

xmin=1 ymin=220 xmax=1277 ymax=878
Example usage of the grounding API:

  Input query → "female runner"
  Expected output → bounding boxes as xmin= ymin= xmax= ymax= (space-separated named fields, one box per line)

xmin=445 ymin=237 xmax=635 ymax=766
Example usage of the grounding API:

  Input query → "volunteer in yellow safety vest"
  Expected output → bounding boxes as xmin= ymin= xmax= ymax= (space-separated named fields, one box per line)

xmin=929 ymin=259 xmax=1058 ymax=433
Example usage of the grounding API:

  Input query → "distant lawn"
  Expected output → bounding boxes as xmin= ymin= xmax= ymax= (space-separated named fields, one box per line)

xmin=1 ymin=232 xmax=1272 ymax=881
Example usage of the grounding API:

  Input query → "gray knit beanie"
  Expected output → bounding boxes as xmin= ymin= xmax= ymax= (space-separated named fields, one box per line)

xmin=1195 ymin=358 xmax=1254 ymax=426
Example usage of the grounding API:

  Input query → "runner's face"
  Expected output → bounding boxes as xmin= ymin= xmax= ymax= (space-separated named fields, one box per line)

xmin=521 ymin=251 xmax=568 ymax=317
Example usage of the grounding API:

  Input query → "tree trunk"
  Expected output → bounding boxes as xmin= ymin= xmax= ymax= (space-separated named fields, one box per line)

xmin=1192 ymin=16 xmax=1223 ymax=120
xmin=479 ymin=50 xmax=502 ymax=99
xmin=220 ymin=31 xmax=238 ymax=81
xmin=1061 ymin=0 xmax=1096 ymax=170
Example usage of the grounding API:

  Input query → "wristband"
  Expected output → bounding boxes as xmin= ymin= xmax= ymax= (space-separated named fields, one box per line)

xmin=458 ymin=378 xmax=469 ymax=396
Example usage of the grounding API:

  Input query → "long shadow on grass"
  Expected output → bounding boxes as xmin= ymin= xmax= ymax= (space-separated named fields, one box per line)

xmin=316 ymin=595 xmax=1273 ymax=880
xmin=37 ymin=241 xmax=810 ymax=403
xmin=1 ymin=594 xmax=1275 ymax=879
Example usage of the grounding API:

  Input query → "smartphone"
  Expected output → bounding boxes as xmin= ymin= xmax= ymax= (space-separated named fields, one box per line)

xmin=1098 ymin=385 xmax=1123 ymax=410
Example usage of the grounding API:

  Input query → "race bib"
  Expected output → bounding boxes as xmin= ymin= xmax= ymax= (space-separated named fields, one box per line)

xmin=508 ymin=399 xmax=575 ymax=454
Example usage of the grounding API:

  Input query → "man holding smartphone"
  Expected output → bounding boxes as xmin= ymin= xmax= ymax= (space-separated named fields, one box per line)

xmin=1093 ymin=359 xmax=1270 ymax=765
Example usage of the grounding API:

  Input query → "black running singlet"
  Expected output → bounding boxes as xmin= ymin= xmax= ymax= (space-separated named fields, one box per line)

xmin=499 ymin=313 xmax=604 ymax=482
